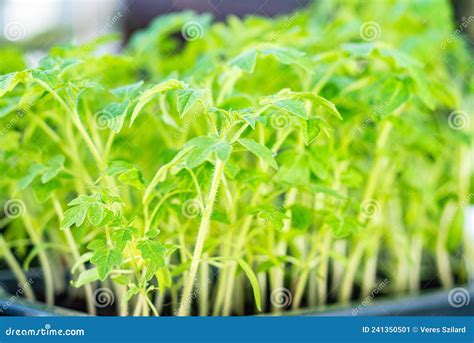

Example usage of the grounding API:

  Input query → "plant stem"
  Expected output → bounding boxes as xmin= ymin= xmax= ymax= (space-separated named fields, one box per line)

xmin=52 ymin=197 xmax=96 ymax=315
xmin=178 ymin=159 xmax=225 ymax=316
xmin=21 ymin=214 xmax=54 ymax=305
xmin=0 ymin=235 xmax=35 ymax=301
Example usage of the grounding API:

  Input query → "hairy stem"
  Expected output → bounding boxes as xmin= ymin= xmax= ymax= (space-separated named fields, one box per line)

xmin=178 ymin=159 xmax=225 ymax=316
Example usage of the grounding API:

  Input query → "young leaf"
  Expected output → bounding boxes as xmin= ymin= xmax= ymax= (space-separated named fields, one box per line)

xmin=73 ymin=268 xmax=100 ymax=288
xmin=61 ymin=204 xmax=89 ymax=229
xmin=90 ymin=248 xmax=123 ymax=280
xmin=273 ymin=99 xmax=307 ymax=120
xmin=304 ymin=118 xmax=321 ymax=145
xmin=130 ymin=79 xmax=186 ymax=125
xmin=229 ymin=49 xmax=259 ymax=73
xmin=237 ymin=258 xmax=262 ymax=311
xmin=176 ymin=88 xmax=207 ymax=118
xmin=118 ymin=168 xmax=146 ymax=189
xmin=138 ymin=240 xmax=167 ymax=280
xmin=238 ymin=138 xmax=278 ymax=170
xmin=0 ymin=71 xmax=27 ymax=97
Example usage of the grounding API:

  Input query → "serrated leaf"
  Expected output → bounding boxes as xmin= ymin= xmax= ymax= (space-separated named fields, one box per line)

xmin=107 ymin=160 xmax=135 ymax=176
xmin=113 ymin=228 xmax=134 ymax=250
xmin=91 ymin=248 xmax=123 ymax=280
xmin=61 ymin=204 xmax=89 ymax=229
xmin=112 ymin=80 xmax=144 ymax=99
xmin=102 ymin=101 xmax=130 ymax=133
xmin=19 ymin=164 xmax=46 ymax=190
xmin=176 ymin=89 xmax=207 ymax=118
xmin=186 ymin=145 xmax=215 ymax=169
xmin=87 ymin=202 xmax=106 ymax=226
xmin=311 ymin=95 xmax=342 ymax=120
xmin=0 ymin=72 xmax=27 ymax=97
xmin=229 ymin=49 xmax=259 ymax=73
xmin=32 ymin=69 xmax=58 ymax=88
xmin=238 ymin=138 xmax=278 ymax=170
xmin=130 ymin=79 xmax=186 ymax=125
xmin=118 ymin=168 xmax=145 ymax=189
xmin=33 ymin=179 xmax=61 ymax=204
xmin=273 ymin=99 xmax=307 ymax=119
xmin=137 ymin=240 xmax=167 ymax=278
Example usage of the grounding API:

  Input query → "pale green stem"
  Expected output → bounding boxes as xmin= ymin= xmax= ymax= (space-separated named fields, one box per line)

xmin=52 ymin=197 xmax=96 ymax=315
xmin=21 ymin=214 xmax=54 ymax=305
xmin=0 ymin=235 xmax=35 ymax=301
xmin=178 ymin=159 xmax=225 ymax=316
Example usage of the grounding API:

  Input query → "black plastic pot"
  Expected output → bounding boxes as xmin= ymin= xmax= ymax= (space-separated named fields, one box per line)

xmin=286 ymin=287 xmax=474 ymax=316
xmin=0 ymin=268 xmax=83 ymax=316
xmin=1 ymin=267 xmax=472 ymax=316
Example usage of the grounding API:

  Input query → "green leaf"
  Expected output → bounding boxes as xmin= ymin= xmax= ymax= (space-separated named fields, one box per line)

xmin=130 ymin=79 xmax=186 ymax=125
xmin=310 ymin=95 xmax=342 ymax=120
xmin=71 ymin=252 xmax=94 ymax=274
xmin=176 ymin=89 xmax=207 ymax=118
xmin=107 ymin=160 xmax=135 ymax=176
xmin=118 ymin=168 xmax=146 ymax=189
xmin=102 ymin=101 xmax=130 ymax=133
xmin=304 ymin=118 xmax=321 ymax=145
xmin=61 ymin=204 xmax=89 ymax=229
xmin=33 ymin=179 xmax=61 ymax=204
xmin=73 ymin=268 xmax=100 ymax=288
xmin=32 ymin=69 xmax=59 ymax=88
xmin=113 ymin=228 xmax=134 ymax=250
xmin=156 ymin=267 xmax=172 ymax=294
xmin=0 ymin=72 xmax=27 ymax=97
xmin=186 ymin=145 xmax=215 ymax=169
xmin=41 ymin=155 xmax=65 ymax=183
xmin=273 ymin=99 xmax=307 ymax=119
xmin=237 ymin=258 xmax=262 ymax=311
xmin=19 ymin=164 xmax=46 ymax=190
xmin=215 ymin=141 xmax=232 ymax=162
xmin=87 ymin=203 xmax=106 ymax=226
xmin=112 ymin=80 xmax=144 ymax=99
xmin=238 ymin=138 xmax=278 ymax=170
xmin=111 ymin=275 xmax=130 ymax=286
xmin=308 ymin=184 xmax=346 ymax=200
xmin=90 ymin=248 xmax=123 ymax=280
xmin=229 ymin=49 xmax=259 ymax=73
xmin=138 ymin=240 xmax=167 ymax=280
xmin=290 ymin=204 xmax=313 ymax=230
